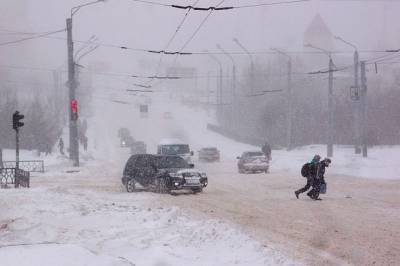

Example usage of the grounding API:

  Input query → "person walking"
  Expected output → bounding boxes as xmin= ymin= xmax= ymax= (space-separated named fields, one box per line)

xmin=262 ymin=141 xmax=272 ymax=161
xmin=83 ymin=136 xmax=88 ymax=151
xmin=295 ymin=154 xmax=321 ymax=199
xmin=58 ymin=138 xmax=64 ymax=155
xmin=308 ymin=158 xmax=331 ymax=200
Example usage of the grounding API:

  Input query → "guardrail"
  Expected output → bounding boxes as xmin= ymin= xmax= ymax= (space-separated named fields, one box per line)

xmin=0 ymin=168 xmax=30 ymax=188
xmin=2 ymin=160 xmax=44 ymax=173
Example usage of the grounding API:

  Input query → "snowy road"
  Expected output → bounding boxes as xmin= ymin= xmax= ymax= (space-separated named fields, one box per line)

xmin=2 ymin=91 xmax=399 ymax=266
xmin=2 ymin=156 xmax=398 ymax=266
xmin=0 ymin=158 xmax=295 ymax=266
xmin=158 ymin=160 xmax=400 ymax=266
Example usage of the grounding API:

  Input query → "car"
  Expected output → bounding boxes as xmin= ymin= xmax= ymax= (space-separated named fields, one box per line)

xmin=157 ymin=139 xmax=194 ymax=163
xmin=120 ymin=135 xmax=134 ymax=147
xmin=237 ymin=151 xmax=269 ymax=174
xmin=198 ymin=147 xmax=220 ymax=162
xmin=122 ymin=154 xmax=208 ymax=194
xmin=130 ymin=141 xmax=147 ymax=155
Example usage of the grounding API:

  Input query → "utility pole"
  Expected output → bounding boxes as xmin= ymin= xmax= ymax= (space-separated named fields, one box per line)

xmin=360 ymin=61 xmax=368 ymax=157
xmin=334 ymin=36 xmax=361 ymax=154
xmin=271 ymin=48 xmax=293 ymax=150
xmin=305 ymin=43 xmax=334 ymax=157
xmin=216 ymin=44 xmax=236 ymax=104
xmin=66 ymin=18 xmax=79 ymax=167
xmin=66 ymin=0 xmax=105 ymax=167
xmin=354 ymin=50 xmax=361 ymax=154
xmin=287 ymin=59 xmax=292 ymax=150
xmin=217 ymin=44 xmax=236 ymax=131
xmin=233 ymin=38 xmax=254 ymax=95
xmin=205 ymin=50 xmax=223 ymax=122
xmin=0 ymin=148 xmax=3 ymax=168
xmin=328 ymin=57 xmax=334 ymax=157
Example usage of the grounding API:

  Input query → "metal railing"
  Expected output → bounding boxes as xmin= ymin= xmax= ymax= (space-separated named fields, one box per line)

xmin=0 ymin=168 xmax=30 ymax=188
xmin=2 ymin=160 xmax=44 ymax=173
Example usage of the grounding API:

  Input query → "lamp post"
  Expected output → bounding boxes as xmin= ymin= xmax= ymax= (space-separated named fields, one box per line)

xmin=204 ymin=50 xmax=223 ymax=107
xmin=217 ymin=44 xmax=236 ymax=132
xmin=304 ymin=43 xmax=334 ymax=157
xmin=216 ymin=44 xmax=236 ymax=101
xmin=233 ymin=38 xmax=254 ymax=95
xmin=271 ymin=48 xmax=293 ymax=150
xmin=66 ymin=0 xmax=105 ymax=166
xmin=334 ymin=36 xmax=361 ymax=154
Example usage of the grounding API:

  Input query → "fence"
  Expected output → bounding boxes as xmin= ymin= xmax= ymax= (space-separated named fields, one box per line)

xmin=0 ymin=168 xmax=30 ymax=188
xmin=2 ymin=160 xmax=44 ymax=173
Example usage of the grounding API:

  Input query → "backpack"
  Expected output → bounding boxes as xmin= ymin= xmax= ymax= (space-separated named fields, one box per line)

xmin=301 ymin=163 xmax=311 ymax=177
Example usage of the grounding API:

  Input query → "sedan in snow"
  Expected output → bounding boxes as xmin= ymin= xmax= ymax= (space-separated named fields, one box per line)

xmin=237 ymin=151 xmax=269 ymax=174
xmin=198 ymin=147 xmax=220 ymax=162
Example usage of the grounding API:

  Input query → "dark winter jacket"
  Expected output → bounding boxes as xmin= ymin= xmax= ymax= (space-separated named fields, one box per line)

xmin=316 ymin=162 xmax=327 ymax=184
xmin=262 ymin=143 xmax=272 ymax=159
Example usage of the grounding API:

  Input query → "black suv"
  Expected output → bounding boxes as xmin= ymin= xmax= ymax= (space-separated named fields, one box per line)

xmin=122 ymin=154 xmax=208 ymax=193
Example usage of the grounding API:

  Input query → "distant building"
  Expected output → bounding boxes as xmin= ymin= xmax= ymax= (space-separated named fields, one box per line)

xmin=304 ymin=14 xmax=334 ymax=51
xmin=303 ymin=14 xmax=335 ymax=70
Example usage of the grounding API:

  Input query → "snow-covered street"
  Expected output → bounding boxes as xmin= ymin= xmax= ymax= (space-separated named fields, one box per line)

xmin=2 ymin=91 xmax=400 ymax=265
xmin=0 ymin=158 xmax=294 ymax=266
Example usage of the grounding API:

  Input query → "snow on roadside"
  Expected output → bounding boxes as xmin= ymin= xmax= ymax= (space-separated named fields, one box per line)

xmin=0 ymin=187 xmax=297 ymax=266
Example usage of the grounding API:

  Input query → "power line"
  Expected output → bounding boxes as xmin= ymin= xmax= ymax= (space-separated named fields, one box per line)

xmin=0 ymin=28 xmax=393 ymax=56
xmin=126 ymin=0 xmax=170 ymax=7
xmin=233 ymin=0 xmax=311 ymax=9
xmin=151 ymin=0 xmax=199 ymax=76
xmin=0 ymin=29 xmax=66 ymax=46
xmin=178 ymin=0 xmax=226 ymax=53
xmin=126 ymin=0 xmax=311 ymax=9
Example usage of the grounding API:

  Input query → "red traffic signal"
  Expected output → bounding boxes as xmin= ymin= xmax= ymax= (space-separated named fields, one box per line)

xmin=12 ymin=111 xmax=24 ymax=130
xmin=70 ymin=99 xmax=78 ymax=120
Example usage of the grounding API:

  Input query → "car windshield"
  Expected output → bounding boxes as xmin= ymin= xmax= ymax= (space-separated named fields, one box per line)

xmin=244 ymin=152 xmax=264 ymax=157
xmin=156 ymin=156 xmax=189 ymax=169
xmin=161 ymin=144 xmax=190 ymax=155
xmin=203 ymin=148 xmax=217 ymax=152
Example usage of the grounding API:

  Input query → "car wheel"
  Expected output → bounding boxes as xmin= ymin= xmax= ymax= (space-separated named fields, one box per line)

xmin=126 ymin=178 xmax=136 ymax=193
xmin=156 ymin=178 xmax=170 ymax=194
xmin=192 ymin=188 xmax=203 ymax=194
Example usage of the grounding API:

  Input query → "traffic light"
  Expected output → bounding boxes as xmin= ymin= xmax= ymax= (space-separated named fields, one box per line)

xmin=71 ymin=99 xmax=78 ymax=121
xmin=12 ymin=111 xmax=24 ymax=130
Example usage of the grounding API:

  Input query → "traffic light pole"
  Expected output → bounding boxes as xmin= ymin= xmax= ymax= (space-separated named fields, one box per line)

xmin=15 ymin=128 xmax=19 ymax=169
xmin=327 ymin=57 xmax=334 ymax=157
xmin=67 ymin=18 xmax=79 ymax=167
xmin=360 ymin=61 xmax=368 ymax=157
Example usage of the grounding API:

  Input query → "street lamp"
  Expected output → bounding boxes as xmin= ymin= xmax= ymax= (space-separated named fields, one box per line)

xmin=233 ymin=38 xmax=254 ymax=94
xmin=217 ymin=44 xmax=236 ymax=132
xmin=304 ymin=43 xmax=334 ymax=157
xmin=216 ymin=44 xmax=236 ymax=100
xmin=271 ymin=48 xmax=293 ymax=150
xmin=204 ymin=49 xmax=223 ymax=107
xmin=66 ymin=0 xmax=106 ymax=167
xmin=334 ymin=35 xmax=361 ymax=154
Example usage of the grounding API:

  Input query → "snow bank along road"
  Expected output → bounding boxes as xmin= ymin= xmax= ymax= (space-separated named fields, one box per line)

xmin=0 ymin=156 xmax=294 ymax=266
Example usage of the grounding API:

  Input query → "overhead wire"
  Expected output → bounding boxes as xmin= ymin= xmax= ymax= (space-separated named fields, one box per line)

xmin=0 ymin=29 xmax=66 ymax=46
xmin=151 ymin=0 xmax=199 ymax=75
xmin=233 ymin=0 xmax=311 ymax=9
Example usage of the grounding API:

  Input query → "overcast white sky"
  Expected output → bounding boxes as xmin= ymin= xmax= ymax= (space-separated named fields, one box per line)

xmin=1 ymin=0 xmax=400 ymax=76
